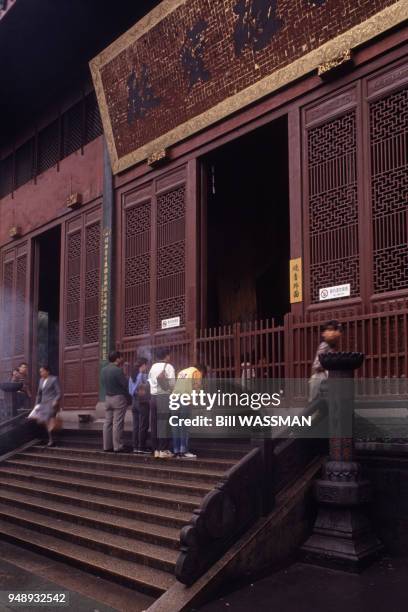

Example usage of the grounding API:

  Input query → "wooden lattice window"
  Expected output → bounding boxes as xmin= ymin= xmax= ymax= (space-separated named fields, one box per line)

xmin=0 ymin=154 xmax=14 ymax=198
xmin=63 ymin=101 xmax=83 ymax=158
xmin=156 ymin=185 xmax=186 ymax=329
xmin=124 ymin=201 xmax=151 ymax=337
xmin=38 ymin=119 xmax=60 ymax=174
xmin=84 ymin=223 xmax=100 ymax=344
xmin=0 ymin=91 xmax=103 ymax=198
xmin=15 ymin=139 xmax=34 ymax=188
xmin=370 ymin=85 xmax=408 ymax=294
xmin=85 ymin=92 xmax=103 ymax=144
xmin=65 ymin=231 xmax=82 ymax=346
xmin=307 ymin=111 xmax=360 ymax=302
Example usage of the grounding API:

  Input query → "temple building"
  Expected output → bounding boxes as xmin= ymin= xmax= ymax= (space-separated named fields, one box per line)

xmin=0 ymin=0 xmax=407 ymax=406
xmin=1 ymin=2 xmax=408 ymax=609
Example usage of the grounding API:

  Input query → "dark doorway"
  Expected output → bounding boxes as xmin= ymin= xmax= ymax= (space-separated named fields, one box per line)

xmin=203 ymin=116 xmax=290 ymax=327
xmin=34 ymin=226 xmax=61 ymax=376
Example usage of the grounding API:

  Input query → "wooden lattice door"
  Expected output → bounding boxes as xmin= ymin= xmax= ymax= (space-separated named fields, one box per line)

xmin=156 ymin=184 xmax=186 ymax=330
xmin=0 ymin=242 xmax=30 ymax=382
xmin=62 ymin=206 xmax=101 ymax=409
xmin=366 ymin=61 xmax=408 ymax=298
xmin=123 ymin=198 xmax=151 ymax=338
xmin=303 ymin=88 xmax=361 ymax=311
xmin=120 ymin=163 xmax=196 ymax=348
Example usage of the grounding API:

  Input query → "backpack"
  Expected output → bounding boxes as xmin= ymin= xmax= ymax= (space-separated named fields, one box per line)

xmin=137 ymin=380 xmax=151 ymax=402
xmin=157 ymin=363 xmax=171 ymax=392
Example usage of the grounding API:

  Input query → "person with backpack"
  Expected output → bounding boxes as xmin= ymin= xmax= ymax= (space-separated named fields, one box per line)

xmin=129 ymin=357 xmax=151 ymax=454
xmin=148 ymin=347 xmax=175 ymax=458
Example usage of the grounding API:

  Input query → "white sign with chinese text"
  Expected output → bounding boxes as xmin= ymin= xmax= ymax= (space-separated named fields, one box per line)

xmin=161 ymin=316 xmax=181 ymax=330
xmin=319 ymin=284 xmax=350 ymax=301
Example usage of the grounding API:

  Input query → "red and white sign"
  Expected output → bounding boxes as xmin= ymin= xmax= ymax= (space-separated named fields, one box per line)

xmin=161 ymin=316 xmax=180 ymax=330
xmin=319 ymin=284 xmax=350 ymax=301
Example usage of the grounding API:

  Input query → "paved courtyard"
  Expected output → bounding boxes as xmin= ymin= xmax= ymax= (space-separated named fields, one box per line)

xmin=201 ymin=557 xmax=408 ymax=612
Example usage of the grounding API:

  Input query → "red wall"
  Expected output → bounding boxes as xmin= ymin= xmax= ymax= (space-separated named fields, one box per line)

xmin=0 ymin=137 xmax=104 ymax=246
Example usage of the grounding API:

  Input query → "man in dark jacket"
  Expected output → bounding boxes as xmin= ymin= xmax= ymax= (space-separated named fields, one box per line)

xmin=101 ymin=351 xmax=130 ymax=452
xmin=12 ymin=362 xmax=32 ymax=410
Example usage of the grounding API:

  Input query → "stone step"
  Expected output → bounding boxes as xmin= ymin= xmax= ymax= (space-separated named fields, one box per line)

xmin=0 ymin=438 xmax=249 ymax=604
xmin=0 ymin=490 xmax=180 ymax=549
xmin=0 ymin=477 xmax=191 ymax=528
xmin=18 ymin=449 xmax=226 ymax=483
xmin=0 ymin=468 xmax=202 ymax=512
xmin=31 ymin=444 xmax=236 ymax=471
xmin=0 ymin=519 xmax=174 ymax=597
xmin=0 ymin=503 xmax=179 ymax=573
xmin=2 ymin=458 xmax=214 ymax=497
xmin=57 ymin=437 xmax=249 ymax=459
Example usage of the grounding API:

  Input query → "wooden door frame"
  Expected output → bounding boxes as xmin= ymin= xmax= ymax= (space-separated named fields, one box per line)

xmin=29 ymin=237 xmax=41 ymax=395
xmin=198 ymin=159 xmax=208 ymax=329
xmin=197 ymin=112 xmax=293 ymax=329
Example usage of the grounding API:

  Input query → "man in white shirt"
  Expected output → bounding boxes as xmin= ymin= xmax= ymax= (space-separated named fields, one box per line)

xmin=148 ymin=347 xmax=175 ymax=458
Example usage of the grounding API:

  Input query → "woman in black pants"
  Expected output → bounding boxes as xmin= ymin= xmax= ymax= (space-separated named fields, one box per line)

xmin=129 ymin=357 xmax=151 ymax=454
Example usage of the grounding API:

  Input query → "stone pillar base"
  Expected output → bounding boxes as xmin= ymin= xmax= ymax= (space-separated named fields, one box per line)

xmin=302 ymin=507 xmax=382 ymax=571
xmin=301 ymin=467 xmax=382 ymax=571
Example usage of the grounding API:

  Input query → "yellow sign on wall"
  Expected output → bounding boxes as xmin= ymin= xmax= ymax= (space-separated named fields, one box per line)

xmin=290 ymin=258 xmax=303 ymax=304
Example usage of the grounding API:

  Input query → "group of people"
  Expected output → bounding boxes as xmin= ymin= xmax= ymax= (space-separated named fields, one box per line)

xmin=7 ymin=319 xmax=341 ymax=453
xmin=10 ymin=362 xmax=61 ymax=446
xmin=101 ymin=347 xmax=206 ymax=459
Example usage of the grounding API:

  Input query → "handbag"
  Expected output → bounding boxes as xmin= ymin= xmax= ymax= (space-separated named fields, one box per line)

xmin=157 ymin=363 xmax=171 ymax=392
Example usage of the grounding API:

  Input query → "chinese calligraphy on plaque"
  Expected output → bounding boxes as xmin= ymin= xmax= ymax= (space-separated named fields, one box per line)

xmin=100 ymin=228 xmax=111 ymax=361
xmin=91 ymin=0 xmax=396 ymax=172
xmin=127 ymin=64 xmax=161 ymax=124
xmin=181 ymin=19 xmax=210 ymax=90
xmin=233 ymin=0 xmax=283 ymax=56
xmin=290 ymin=257 xmax=303 ymax=304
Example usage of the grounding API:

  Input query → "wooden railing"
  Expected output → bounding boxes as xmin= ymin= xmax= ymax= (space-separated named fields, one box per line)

xmin=118 ymin=308 xmax=408 ymax=400
xmin=196 ymin=319 xmax=285 ymax=379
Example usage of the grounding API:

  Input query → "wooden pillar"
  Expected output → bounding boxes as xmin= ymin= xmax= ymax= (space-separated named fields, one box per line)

xmin=185 ymin=159 xmax=198 ymax=350
xmin=99 ymin=138 xmax=114 ymax=399
xmin=288 ymin=107 xmax=304 ymax=318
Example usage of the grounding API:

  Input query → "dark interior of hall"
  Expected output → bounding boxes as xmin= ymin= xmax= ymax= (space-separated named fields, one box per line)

xmin=204 ymin=116 xmax=290 ymax=327
xmin=36 ymin=226 xmax=61 ymax=376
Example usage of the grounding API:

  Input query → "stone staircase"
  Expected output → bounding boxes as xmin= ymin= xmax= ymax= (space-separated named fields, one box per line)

xmin=0 ymin=433 xmax=249 ymax=605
